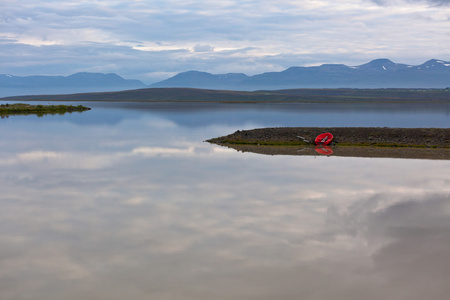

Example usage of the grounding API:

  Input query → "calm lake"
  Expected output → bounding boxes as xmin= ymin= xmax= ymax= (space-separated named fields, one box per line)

xmin=1 ymin=101 xmax=449 ymax=300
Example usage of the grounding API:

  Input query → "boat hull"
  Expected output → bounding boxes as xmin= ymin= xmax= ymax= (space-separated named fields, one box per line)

xmin=315 ymin=132 xmax=333 ymax=145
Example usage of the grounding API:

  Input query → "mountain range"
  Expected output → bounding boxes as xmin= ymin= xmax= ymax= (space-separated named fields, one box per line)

xmin=151 ymin=59 xmax=450 ymax=90
xmin=0 ymin=72 xmax=146 ymax=97
xmin=1 ymin=59 xmax=450 ymax=97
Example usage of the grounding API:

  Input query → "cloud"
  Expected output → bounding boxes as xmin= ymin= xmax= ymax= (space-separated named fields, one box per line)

xmin=193 ymin=44 xmax=214 ymax=52
xmin=371 ymin=0 xmax=450 ymax=6
xmin=1 ymin=0 xmax=450 ymax=82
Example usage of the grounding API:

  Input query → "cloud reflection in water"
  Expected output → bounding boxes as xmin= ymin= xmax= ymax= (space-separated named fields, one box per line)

xmin=0 ymin=107 xmax=449 ymax=300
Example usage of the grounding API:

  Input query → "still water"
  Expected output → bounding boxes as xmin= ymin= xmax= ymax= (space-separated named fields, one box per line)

xmin=1 ymin=102 xmax=449 ymax=300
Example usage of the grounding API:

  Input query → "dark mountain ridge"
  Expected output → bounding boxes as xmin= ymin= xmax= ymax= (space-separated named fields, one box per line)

xmin=151 ymin=59 xmax=450 ymax=90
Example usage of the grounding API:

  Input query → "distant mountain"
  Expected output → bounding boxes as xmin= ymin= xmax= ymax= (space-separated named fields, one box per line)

xmin=152 ymin=71 xmax=250 ymax=89
xmin=3 ymin=59 xmax=450 ymax=98
xmin=0 ymin=72 xmax=146 ymax=97
xmin=151 ymin=59 xmax=450 ymax=90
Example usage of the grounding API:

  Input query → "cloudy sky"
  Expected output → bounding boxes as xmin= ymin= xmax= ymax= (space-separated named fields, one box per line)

xmin=1 ymin=0 xmax=449 ymax=83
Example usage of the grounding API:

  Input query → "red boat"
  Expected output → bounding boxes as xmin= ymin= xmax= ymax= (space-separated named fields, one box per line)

xmin=315 ymin=132 xmax=333 ymax=145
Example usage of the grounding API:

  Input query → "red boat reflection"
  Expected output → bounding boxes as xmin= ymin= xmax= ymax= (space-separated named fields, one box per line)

xmin=315 ymin=145 xmax=333 ymax=155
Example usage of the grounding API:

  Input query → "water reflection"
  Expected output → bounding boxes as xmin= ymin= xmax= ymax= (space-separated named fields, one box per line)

xmin=216 ymin=143 xmax=450 ymax=160
xmin=0 ymin=104 xmax=449 ymax=300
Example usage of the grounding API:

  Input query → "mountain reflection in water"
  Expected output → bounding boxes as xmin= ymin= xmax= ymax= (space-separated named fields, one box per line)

xmin=0 ymin=102 xmax=449 ymax=300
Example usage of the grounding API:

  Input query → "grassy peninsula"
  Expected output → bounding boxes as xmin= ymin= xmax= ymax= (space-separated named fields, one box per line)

xmin=0 ymin=103 xmax=91 ymax=117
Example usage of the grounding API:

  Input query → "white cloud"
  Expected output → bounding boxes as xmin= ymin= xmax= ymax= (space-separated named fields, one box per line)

xmin=193 ymin=44 xmax=214 ymax=52
xmin=371 ymin=0 xmax=450 ymax=6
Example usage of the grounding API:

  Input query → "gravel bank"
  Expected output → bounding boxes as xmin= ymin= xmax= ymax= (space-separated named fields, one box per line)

xmin=207 ymin=127 xmax=449 ymax=160
xmin=207 ymin=127 xmax=449 ymax=148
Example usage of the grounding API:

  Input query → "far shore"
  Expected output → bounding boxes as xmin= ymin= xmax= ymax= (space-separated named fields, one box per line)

xmin=2 ymin=87 xmax=450 ymax=104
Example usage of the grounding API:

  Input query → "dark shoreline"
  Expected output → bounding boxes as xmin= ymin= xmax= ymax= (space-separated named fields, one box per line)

xmin=207 ymin=127 xmax=450 ymax=160
xmin=3 ymin=87 xmax=450 ymax=104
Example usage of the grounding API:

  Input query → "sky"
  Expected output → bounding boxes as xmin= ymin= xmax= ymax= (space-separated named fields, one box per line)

xmin=1 ymin=0 xmax=450 ymax=83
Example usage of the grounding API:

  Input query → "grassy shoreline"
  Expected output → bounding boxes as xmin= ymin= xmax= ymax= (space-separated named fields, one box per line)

xmin=0 ymin=103 xmax=91 ymax=117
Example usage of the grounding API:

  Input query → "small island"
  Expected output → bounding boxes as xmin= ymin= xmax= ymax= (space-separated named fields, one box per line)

xmin=0 ymin=103 xmax=91 ymax=117
xmin=207 ymin=127 xmax=449 ymax=160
